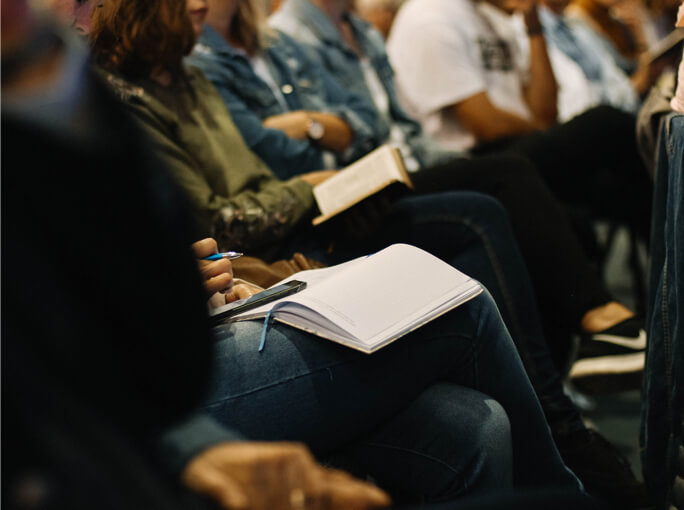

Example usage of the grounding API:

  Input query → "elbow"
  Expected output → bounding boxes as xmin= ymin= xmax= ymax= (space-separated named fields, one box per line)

xmin=470 ymin=123 xmax=515 ymax=143
xmin=531 ymin=97 xmax=558 ymax=128
xmin=474 ymin=129 xmax=503 ymax=144
xmin=327 ymin=126 xmax=353 ymax=153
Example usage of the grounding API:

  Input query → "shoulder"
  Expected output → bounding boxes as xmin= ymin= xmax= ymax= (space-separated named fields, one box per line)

xmin=393 ymin=0 xmax=476 ymax=41
xmin=270 ymin=10 xmax=320 ymax=46
xmin=184 ymin=65 xmax=224 ymax=98
xmin=348 ymin=13 xmax=385 ymax=49
xmin=99 ymin=71 xmax=146 ymax=103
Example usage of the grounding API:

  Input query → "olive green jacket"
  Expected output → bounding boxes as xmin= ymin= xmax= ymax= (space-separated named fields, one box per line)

xmin=103 ymin=66 xmax=314 ymax=253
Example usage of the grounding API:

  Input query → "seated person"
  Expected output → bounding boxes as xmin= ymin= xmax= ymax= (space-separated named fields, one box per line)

xmin=503 ymin=0 xmax=643 ymax=120
xmin=384 ymin=0 xmax=653 ymax=251
xmin=89 ymin=0 xmax=644 ymax=505
xmin=190 ymin=0 xmax=646 ymax=377
xmin=6 ymin=1 xmax=582 ymax=505
xmin=538 ymin=0 xmax=650 ymax=107
xmin=190 ymin=0 xmax=380 ymax=178
xmin=192 ymin=236 xmax=578 ymax=503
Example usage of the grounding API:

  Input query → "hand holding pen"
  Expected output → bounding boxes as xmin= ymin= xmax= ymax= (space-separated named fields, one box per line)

xmin=191 ymin=239 xmax=240 ymax=297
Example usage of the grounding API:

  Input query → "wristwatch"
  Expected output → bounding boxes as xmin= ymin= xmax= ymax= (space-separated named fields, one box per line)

xmin=306 ymin=117 xmax=325 ymax=141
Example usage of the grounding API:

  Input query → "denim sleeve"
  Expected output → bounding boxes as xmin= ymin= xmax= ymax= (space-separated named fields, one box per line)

xmin=194 ymin=57 xmax=326 ymax=179
xmin=157 ymin=414 xmax=245 ymax=475
xmin=317 ymin=65 xmax=380 ymax=164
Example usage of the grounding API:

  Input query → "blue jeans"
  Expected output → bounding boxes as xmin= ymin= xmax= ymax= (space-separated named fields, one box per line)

xmin=288 ymin=192 xmax=584 ymax=438
xmin=641 ymin=113 xmax=684 ymax=509
xmin=202 ymin=291 xmax=580 ymax=503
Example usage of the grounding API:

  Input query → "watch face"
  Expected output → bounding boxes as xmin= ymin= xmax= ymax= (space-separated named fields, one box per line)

xmin=307 ymin=119 xmax=325 ymax=140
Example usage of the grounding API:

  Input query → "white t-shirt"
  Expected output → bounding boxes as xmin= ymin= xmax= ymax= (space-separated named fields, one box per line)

xmin=387 ymin=0 xmax=532 ymax=151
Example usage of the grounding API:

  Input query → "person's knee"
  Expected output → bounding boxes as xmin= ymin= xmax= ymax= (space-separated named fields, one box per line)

xmin=420 ymin=385 xmax=513 ymax=498
xmin=444 ymin=191 xmax=511 ymax=232
xmin=577 ymin=105 xmax=636 ymax=138
xmin=478 ymin=398 xmax=512 ymax=470
xmin=469 ymin=289 xmax=504 ymax=329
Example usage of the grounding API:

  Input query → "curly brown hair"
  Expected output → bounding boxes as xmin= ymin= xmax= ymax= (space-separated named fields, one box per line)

xmin=90 ymin=0 xmax=195 ymax=79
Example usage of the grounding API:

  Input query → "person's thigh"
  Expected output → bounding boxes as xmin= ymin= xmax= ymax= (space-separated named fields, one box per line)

xmin=413 ymin=155 xmax=611 ymax=329
xmin=202 ymin=298 xmax=482 ymax=454
xmin=494 ymin=106 xmax=652 ymax=227
xmin=326 ymin=383 xmax=513 ymax=503
xmin=203 ymin=290 xmax=578 ymax=490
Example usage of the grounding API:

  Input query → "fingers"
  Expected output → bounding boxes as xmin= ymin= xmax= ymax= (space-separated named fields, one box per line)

xmin=224 ymin=283 xmax=259 ymax=303
xmin=184 ymin=460 xmax=251 ymax=510
xmin=181 ymin=442 xmax=389 ymax=510
xmin=192 ymin=238 xmax=235 ymax=295
xmin=192 ymin=238 xmax=219 ymax=259
xmin=275 ymin=446 xmax=390 ymax=510
xmin=314 ymin=468 xmax=391 ymax=510
xmin=299 ymin=170 xmax=337 ymax=186
xmin=204 ymin=272 xmax=234 ymax=296
xmin=200 ymin=258 xmax=234 ymax=295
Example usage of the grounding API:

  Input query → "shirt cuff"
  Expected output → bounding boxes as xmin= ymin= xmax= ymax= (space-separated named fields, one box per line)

xmin=286 ymin=177 xmax=315 ymax=210
xmin=157 ymin=414 xmax=245 ymax=475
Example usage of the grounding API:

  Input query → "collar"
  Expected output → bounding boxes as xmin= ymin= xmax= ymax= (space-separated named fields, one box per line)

xmin=282 ymin=0 xmax=348 ymax=47
xmin=539 ymin=5 xmax=570 ymax=32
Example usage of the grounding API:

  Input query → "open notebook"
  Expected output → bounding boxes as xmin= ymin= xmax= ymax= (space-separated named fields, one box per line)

xmin=231 ymin=244 xmax=483 ymax=353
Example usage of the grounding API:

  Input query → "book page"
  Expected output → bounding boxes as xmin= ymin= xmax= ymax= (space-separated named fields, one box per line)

xmin=278 ymin=244 xmax=477 ymax=343
xmin=313 ymin=145 xmax=408 ymax=216
xmin=231 ymin=245 xmax=482 ymax=353
xmin=231 ymin=256 xmax=368 ymax=318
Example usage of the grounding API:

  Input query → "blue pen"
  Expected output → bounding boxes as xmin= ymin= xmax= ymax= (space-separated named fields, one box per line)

xmin=204 ymin=251 xmax=244 ymax=261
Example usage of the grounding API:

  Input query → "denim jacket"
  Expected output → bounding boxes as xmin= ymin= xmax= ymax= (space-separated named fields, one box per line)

xmin=186 ymin=25 xmax=379 ymax=180
xmin=270 ymin=0 xmax=457 ymax=168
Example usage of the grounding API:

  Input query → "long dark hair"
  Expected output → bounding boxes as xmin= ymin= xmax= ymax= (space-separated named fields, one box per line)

xmin=90 ymin=0 xmax=195 ymax=79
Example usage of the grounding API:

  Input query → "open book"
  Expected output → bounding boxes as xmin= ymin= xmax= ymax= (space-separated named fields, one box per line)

xmin=231 ymin=244 xmax=483 ymax=353
xmin=312 ymin=145 xmax=413 ymax=225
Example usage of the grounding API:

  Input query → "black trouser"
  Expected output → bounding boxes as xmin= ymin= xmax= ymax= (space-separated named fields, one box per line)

xmin=472 ymin=105 xmax=653 ymax=238
xmin=413 ymin=153 xmax=612 ymax=345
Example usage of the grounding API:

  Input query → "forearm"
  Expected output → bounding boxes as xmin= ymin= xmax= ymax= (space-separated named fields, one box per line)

xmin=263 ymin=111 xmax=353 ymax=152
xmin=450 ymin=94 xmax=541 ymax=143
xmin=523 ymin=8 xmax=558 ymax=126
xmin=475 ymin=109 xmax=540 ymax=141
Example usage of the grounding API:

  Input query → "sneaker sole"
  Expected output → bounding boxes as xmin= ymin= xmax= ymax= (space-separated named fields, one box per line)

xmin=570 ymin=352 xmax=644 ymax=394
xmin=571 ymin=352 xmax=645 ymax=377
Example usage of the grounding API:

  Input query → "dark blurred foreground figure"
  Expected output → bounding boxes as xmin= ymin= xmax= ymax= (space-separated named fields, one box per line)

xmin=641 ymin=111 xmax=684 ymax=510
xmin=1 ymin=4 xmax=392 ymax=509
